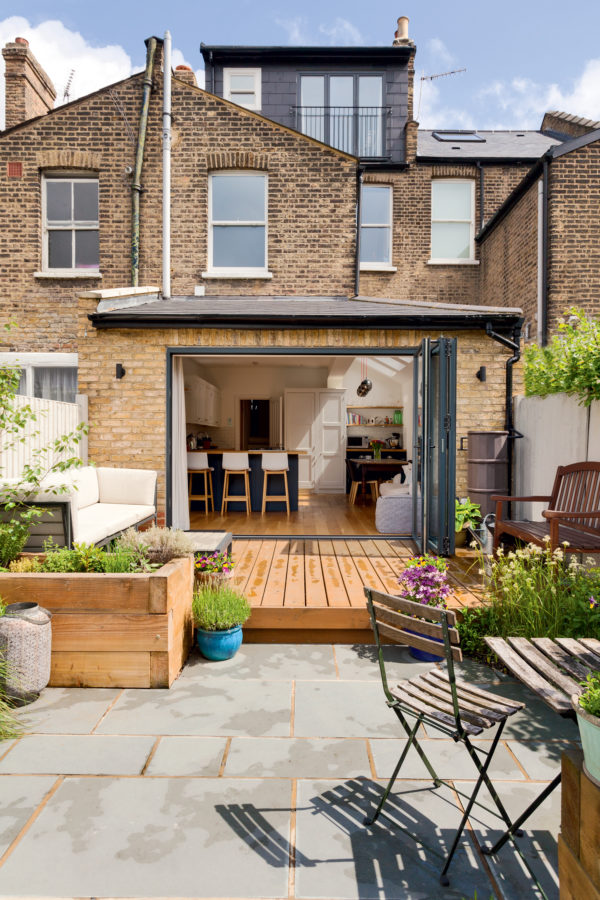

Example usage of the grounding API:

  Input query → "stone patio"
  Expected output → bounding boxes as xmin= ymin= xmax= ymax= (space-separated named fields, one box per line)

xmin=0 ymin=644 xmax=577 ymax=899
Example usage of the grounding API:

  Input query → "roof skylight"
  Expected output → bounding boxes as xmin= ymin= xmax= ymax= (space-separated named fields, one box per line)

xmin=432 ymin=131 xmax=486 ymax=143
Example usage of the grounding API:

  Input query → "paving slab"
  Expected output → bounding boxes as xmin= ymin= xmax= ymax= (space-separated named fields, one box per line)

xmin=97 ymin=679 xmax=292 ymax=737
xmin=0 ymin=775 xmax=57 ymax=857
xmin=0 ymin=777 xmax=292 ymax=898
xmin=333 ymin=644 xmax=432 ymax=681
xmin=181 ymin=644 xmax=337 ymax=682
xmin=294 ymin=681 xmax=399 ymax=738
xmin=294 ymin=777 xmax=494 ymax=899
xmin=144 ymin=737 xmax=228 ymax=776
xmin=370 ymin=736 xmax=525 ymax=780
xmin=225 ymin=737 xmax=371 ymax=778
xmin=15 ymin=688 xmax=120 ymax=735
xmin=455 ymin=779 xmax=560 ymax=900
xmin=0 ymin=735 xmax=156 ymax=776
xmin=506 ymin=739 xmax=579 ymax=780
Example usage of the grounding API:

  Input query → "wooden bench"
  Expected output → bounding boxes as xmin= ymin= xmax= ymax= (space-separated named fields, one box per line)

xmin=493 ymin=461 xmax=600 ymax=554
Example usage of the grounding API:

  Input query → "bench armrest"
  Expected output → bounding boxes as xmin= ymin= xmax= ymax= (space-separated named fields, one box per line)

xmin=492 ymin=495 xmax=551 ymax=503
xmin=543 ymin=509 xmax=600 ymax=519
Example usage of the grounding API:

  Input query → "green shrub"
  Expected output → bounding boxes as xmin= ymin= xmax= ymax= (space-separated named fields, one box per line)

xmin=8 ymin=556 xmax=42 ymax=573
xmin=192 ymin=583 xmax=251 ymax=631
xmin=524 ymin=308 xmax=600 ymax=406
xmin=457 ymin=542 xmax=600 ymax=660
xmin=0 ymin=522 xmax=30 ymax=567
xmin=116 ymin=526 xmax=194 ymax=566
xmin=579 ymin=672 xmax=600 ymax=719
xmin=102 ymin=546 xmax=146 ymax=573
xmin=455 ymin=498 xmax=481 ymax=532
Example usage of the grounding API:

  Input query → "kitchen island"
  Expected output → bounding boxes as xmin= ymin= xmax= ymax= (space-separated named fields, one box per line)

xmin=189 ymin=451 xmax=301 ymax=512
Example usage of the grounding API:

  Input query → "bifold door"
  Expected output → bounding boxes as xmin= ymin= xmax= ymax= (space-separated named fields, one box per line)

xmin=412 ymin=337 xmax=457 ymax=556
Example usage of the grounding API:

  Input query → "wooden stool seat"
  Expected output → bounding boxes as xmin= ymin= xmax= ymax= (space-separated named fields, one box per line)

xmin=261 ymin=453 xmax=290 ymax=515
xmin=221 ymin=452 xmax=252 ymax=516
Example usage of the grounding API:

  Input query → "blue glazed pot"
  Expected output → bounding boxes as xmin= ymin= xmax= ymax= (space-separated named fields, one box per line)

xmin=407 ymin=628 xmax=444 ymax=663
xmin=196 ymin=625 xmax=243 ymax=661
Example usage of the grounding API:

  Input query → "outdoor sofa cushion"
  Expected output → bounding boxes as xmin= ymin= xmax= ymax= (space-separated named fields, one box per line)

xmin=77 ymin=503 xmax=156 ymax=545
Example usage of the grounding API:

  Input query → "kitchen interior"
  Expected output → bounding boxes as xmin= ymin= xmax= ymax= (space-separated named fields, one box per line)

xmin=182 ymin=353 xmax=414 ymax=535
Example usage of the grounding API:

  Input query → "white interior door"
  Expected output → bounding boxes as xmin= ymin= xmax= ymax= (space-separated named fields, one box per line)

xmin=284 ymin=390 xmax=315 ymax=489
xmin=315 ymin=389 xmax=346 ymax=492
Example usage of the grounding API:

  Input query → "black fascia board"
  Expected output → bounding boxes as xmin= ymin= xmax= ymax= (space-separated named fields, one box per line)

xmin=417 ymin=155 xmax=544 ymax=166
xmin=88 ymin=310 xmax=522 ymax=333
xmin=200 ymin=44 xmax=412 ymax=66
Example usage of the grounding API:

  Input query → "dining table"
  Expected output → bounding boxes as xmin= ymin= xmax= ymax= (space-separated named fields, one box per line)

xmin=482 ymin=635 xmax=600 ymax=854
xmin=351 ymin=458 xmax=407 ymax=497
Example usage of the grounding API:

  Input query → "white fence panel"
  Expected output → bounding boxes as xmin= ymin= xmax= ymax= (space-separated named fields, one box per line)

xmin=0 ymin=395 xmax=85 ymax=480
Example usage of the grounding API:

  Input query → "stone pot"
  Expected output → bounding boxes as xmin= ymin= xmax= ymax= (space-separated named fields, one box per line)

xmin=571 ymin=694 xmax=600 ymax=786
xmin=0 ymin=602 xmax=52 ymax=701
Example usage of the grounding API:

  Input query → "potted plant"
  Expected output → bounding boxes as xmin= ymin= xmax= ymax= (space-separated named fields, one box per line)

xmin=572 ymin=672 xmax=600 ymax=785
xmin=369 ymin=439 xmax=386 ymax=460
xmin=192 ymin=582 xmax=251 ymax=661
xmin=455 ymin=497 xmax=481 ymax=548
xmin=194 ymin=550 xmax=234 ymax=584
xmin=396 ymin=555 xmax=452 ymax=662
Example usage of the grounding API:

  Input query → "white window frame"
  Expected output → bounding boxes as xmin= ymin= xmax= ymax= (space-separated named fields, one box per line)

xmin=223 ymin=68 xmax=262 ymax=111
xmin=39 ymin=174 xmax=100 ymax=277
xmin=0 ymin=352 xmax=78 ymax=401
xmin=429 ymin=178 xmax=478 ymax=265
xmin=202 ymin=171 xmax=272 ymax=280
xmin=359 ymin=184 xmax=396 ymax=272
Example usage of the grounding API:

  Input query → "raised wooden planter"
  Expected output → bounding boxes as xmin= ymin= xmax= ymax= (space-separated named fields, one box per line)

xmin=0 ymin=556 xmax=194 ymax=688
xmin=559 ymin=748 xmax=600 ymax=899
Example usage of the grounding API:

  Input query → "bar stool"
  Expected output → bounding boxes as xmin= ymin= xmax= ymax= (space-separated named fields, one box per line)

xmin=261 ymin=452 xmax=290 ymax=515
xmin=221 ymin=452 xmax=252 ymax=515
xmin=187 ymin=452 xmax=214 ymax=515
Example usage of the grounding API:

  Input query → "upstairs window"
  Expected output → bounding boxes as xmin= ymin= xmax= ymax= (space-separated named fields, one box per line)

xmin=223 ymin=68 xmax=261 ymax=110
xmin=360 ymin=185 xmax=393 ymax=270
xmin=430 ymin=179 xmax=475 ymax=262
xmin=0 ymin=353 xmax=78 ymax=404
xmin=207 ymin=172 xmax=268 ymax=276
xmin=298 ymin=74 xmax=385 ymax=157
xmin=42 ymin=176 xmax=99 ymax=273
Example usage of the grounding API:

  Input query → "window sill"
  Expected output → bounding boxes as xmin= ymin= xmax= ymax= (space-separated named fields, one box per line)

xmin=359 ymin=263 xmax=397 ymax=273
xmin=201 ymin=270 xmax=273 ymax=280
xmin=34 ymin=270 xmax=102 ymax=279
xmin=427 ymin=259 xmax=479 ymax=266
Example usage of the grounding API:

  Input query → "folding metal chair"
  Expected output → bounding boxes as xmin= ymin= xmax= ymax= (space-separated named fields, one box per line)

xmin=363 ymin=587 xmax=526 ymax=886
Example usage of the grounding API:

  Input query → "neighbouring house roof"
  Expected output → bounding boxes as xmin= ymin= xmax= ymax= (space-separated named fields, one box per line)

xmin=88 ymin=294 xmax=522 ymax=333
xmin=418 ymin=129 xmax=563 ymax=162
xmin=477 ymin=125 xmax=600 ymax=242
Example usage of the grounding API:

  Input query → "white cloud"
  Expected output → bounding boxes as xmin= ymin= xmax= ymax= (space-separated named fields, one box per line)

xmin=0 ymin=17 xmax=202 ymax=129
xmin=276 ymin=16 xmax=364 ymax=47
xmin=426 ymin=38 xmax=454 ymax=67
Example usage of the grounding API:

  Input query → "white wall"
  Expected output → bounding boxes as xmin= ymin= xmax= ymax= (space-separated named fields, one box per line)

xmin=514 ymin=393 xmax=600 ymax=520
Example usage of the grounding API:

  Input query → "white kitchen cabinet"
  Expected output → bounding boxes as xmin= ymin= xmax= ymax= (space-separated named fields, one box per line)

xmin=185 ymin=376 xmax=221 ymax=426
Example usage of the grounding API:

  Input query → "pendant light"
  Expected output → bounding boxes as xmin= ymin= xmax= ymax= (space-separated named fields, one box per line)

xmin=357 ymin=358 xmax=372 ymax=397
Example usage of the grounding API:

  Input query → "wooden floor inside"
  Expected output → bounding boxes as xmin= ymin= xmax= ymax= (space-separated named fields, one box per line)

xmin=232 ymin=538 xmax=485 ymax=643
xmin=191 ymin=491 xmax=387 ymax=536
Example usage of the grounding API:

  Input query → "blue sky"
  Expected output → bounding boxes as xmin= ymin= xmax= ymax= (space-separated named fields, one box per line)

xmin=3 ymin=1 xmax=600 ymax=130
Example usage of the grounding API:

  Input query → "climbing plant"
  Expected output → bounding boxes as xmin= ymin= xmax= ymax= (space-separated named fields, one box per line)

xmin=523 ymin=308 xmax=600 ymax=406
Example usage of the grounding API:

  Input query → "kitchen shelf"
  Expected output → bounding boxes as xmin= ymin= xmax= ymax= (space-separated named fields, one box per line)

xmin=346 ymin=405 xmax=403 ymax=410
xmin=347 ymin=424 xmax=400 ymax=427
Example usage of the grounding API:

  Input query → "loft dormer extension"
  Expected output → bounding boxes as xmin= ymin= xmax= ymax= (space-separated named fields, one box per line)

xmin=200 ymin=42 xmax=415 ymax=168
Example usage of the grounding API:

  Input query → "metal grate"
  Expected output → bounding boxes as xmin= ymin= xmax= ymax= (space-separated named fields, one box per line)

xmin=292 ymin=106 xmax=390 ymax=158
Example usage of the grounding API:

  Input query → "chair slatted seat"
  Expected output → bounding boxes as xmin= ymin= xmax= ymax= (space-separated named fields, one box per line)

xmin=493 ymin=461 xmax=600 ymax=554
xmin=360 ymin=586 xmax=526 ymax=886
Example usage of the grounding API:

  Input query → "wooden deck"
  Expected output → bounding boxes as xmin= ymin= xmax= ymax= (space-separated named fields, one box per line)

xmin=232 ymin=538 xmax=485 ymax=643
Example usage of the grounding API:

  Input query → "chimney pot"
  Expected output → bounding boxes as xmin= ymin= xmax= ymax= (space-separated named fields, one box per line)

xmin=176 ymin=64 xmax=192 ymax=70
xmin=15 ymin=37 xmax=29 ymax=46
xmin=393 ymin=16 xmax=411 ymax=45
xmin=173 ymin=65 xmax=197 ymax=87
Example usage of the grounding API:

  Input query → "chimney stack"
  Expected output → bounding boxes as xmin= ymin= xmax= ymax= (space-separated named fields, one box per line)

xmin=174 ymin=65 xmax=197 ymax=88
xmin=393 ymin=16 xmax=412 ymax=46
xmin=2 ymin=37 xmax=56 ymax=130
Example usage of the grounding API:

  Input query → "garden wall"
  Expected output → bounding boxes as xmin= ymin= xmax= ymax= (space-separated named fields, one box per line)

xmin=514 ymin=393 xmax=600 ymax=520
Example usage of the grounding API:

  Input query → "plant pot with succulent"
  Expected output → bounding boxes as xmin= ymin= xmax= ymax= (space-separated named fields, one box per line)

xmin=572 ymin=672 xmax=600 ymax=786
xmin=369 ymin=439 xmax=386 ymax=461
xmin=396 ymin=555 xmax=452 ymax=662
xmin=455 ymin=497 xmax=481 ymax=548
xmin=192 ymin=582 xmax=251 ymax=661
xmin=194 ymin=550 xmax=234 ymax=585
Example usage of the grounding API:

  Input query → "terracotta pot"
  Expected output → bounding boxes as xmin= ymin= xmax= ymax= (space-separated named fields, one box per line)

xmin=194 ymin=570 xmax=234 ymax=587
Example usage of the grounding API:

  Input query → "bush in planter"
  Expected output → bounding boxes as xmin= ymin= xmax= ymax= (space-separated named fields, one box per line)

xmin=116 ymin=526 xmax=194 ymax=566
xmin=192 ymin=583 xmax=251 ymax=661
xmin=573 ymin=671 xmax=600 ymax=784
xmin=396 ymin=556 xmax=452 ymax=662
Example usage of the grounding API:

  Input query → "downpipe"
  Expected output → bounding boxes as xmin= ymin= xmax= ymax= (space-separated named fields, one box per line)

xmin=131 ymin=37 xmax=158 ymax=286
xmin=485 ymin=322 xmax=523 ymax=505
xmin=162 ymin=30 xmax=172 ymax=299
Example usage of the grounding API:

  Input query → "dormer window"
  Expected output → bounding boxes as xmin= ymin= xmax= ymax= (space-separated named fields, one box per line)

xmin=223 ymin=68 xmax=261 ymax=110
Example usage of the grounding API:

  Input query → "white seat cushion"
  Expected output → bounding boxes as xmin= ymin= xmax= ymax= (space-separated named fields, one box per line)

xmin=376 ymin=494 xmax=418 ymax=534
xmin=75 ymin=504 xmax=155 ymax=545
xmin=96 ymin=468 xmax=157 ymax=507
xmin=70 ymin=466 xmax=100 ymax=509
xmin=380 ymin=482 xmax=411 ymax=498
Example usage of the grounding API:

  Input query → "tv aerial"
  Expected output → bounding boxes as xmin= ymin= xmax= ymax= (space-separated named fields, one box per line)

xmin=417 ymin=67 xmax=466 ymax=121
xmin=63 ymin=69 xmax=75 ymax=103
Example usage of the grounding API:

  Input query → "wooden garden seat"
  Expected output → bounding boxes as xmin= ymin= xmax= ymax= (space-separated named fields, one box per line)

xmin=493 ymin=461 xmax=600 ymax=554
xmin=360 ymin=587 xmax=525 ymax=886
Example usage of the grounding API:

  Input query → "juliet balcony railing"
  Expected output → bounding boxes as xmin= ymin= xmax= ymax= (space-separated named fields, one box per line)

xmin=292 ymin=106 xmax=390 ymax=158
